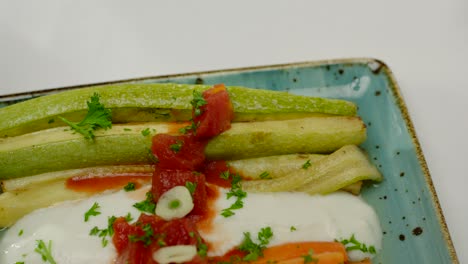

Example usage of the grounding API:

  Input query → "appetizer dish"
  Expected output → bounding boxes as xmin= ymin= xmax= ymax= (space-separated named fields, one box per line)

xmin=0 ymin=83 xmax=383 ymax=264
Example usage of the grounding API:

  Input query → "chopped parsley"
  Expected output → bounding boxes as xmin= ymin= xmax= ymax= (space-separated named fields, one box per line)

xmin=302 ymin=249 xmax=318 ymax=264
xmin=185 ymin=181 xmax=197 ymax=196
xmin=196 ymin=235 xmax=208 ymax=257
xmin=125 ymin=213 xmax=134 ymax=222
xmin=84 ymin=202 xmax=101 ymax=222
xmin=35 ymin=240 xmax=57 ymax=264
xmin=89 ymin=216 xmax=117 ymax=247
xmin=18 ymin=229 xmax=24 ymax=236
xmin=339 ymin=234 xmax=377 ymax=254
xmin=59 ymin=93 xmax=112 ymax=140
xmin=220 ymin=170 xmax=231 ymax=180
xmin=221 ymin=172 xmax=247 ymax=217
xmin=302 ymin=159 xmax=312 ymax=169
xmin=141 ymin=128 xmax=151 ymax=136
xmin=129 ymin=224 xmax=155 ymax=247
xmin=15 ymin=262 xmax=25 ymax=264
xmin=133 ymin=191 xmax=156 ymax=214
xmin=179 ymin=120 xmax=199 ymax=134
xmin=123 ymin=182 xmax=136 ymax=192
xmin=290 ymin=226 xmax=297 ymax=232
xmin=169 ymin=140 xmax=184 ymax=153
xmin=238 ymin=227 xmax=273 ymax=261
xmin=147 ymin=147 xmax=159 ymax=163
xmin=190 ymin=90 xmax=207 ymax=117
xmin=259 ymin=171 xmax=272 ymax=180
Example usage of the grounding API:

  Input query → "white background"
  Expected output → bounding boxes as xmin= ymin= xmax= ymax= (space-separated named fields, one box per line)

xmin=1 ymin=0 xmax=467 ymax=262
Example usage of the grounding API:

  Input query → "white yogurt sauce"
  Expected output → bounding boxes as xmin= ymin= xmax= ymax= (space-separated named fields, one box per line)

xmin=0 ymin=186 xmax=381 ymax=263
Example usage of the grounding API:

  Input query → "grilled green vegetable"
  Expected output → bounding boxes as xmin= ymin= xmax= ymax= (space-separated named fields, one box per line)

xmin=241 ymin=145 xmax=382 ymax=193
xmin=0 ymin=84 xmax=357 ymax=137
xmin=0 ymin=116 xmax=366 ymax=179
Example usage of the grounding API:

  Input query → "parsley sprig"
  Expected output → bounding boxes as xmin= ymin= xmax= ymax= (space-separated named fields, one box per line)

xmin=59 ymin=93 xmax=112 ymax=140
xmin=129 ymin=223 xmax=160 ymax=247
xmin=89 ymin=215 xmax=117 ymax=247
xmin=302 ymin=159 xmax=312 ymax=169
xmin=35 ymin=240 xmax=57 ymax=264
xmin=221 ymin=171 xmax=247 ymax=217
xmin=302 ymin=249 xmax=318 ymax=263
xmin=169 ymin=140 xmax=184 ymax=153
xmin=124 ymin=182 xmax=136 ymax=192
xmin=339 ymin=234 xmax=377 ymax=254
xmin=84 ymin=202 xmax=101 ymax=222
xmin=133 ymin=191 xmax=156 ymax=214
xmin=191 ymin=90 xmax=207 ymax=117
xmin=259 ymin=171 xmax=272 ymax=180
xmin=238 ymin=227 xmax=273 ymax=261
xmin=185 ymin=181 xmax=197 ymax=196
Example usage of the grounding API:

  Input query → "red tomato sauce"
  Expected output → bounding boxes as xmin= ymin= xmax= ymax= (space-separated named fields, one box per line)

xmin=66 ymin=175 xmax=150 ymax=193
xmin=113 ymin=84 xmax=235 ymax=264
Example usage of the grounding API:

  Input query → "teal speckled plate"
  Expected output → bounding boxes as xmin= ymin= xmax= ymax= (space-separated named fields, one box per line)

xmin=0 ymin=58 xmax=458 ymax=263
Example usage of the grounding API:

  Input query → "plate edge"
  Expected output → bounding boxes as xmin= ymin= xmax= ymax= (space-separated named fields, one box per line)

xmin=376 ymin=60 xmax=459 ymax=263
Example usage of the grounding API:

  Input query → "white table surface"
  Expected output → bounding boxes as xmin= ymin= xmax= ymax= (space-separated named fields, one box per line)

xmin=1 ymin=1 xmax=467 ymax=262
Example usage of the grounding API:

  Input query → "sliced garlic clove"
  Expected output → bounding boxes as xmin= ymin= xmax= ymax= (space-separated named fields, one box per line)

xmin=156 ymin=185 xmax=194 ymax=220
xmin=153 ymin=245 xmax=197 ymax=264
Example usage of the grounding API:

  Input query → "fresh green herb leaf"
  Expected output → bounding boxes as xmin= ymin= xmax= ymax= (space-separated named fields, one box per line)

xmin=302 ymin=159 xmax=312 ymax=169
xmin=35 ymin=240 xmax=57 ymax=264
xmin=129 ymin=223 xmax=155 ymax=247
xmin=15 ymin=262 xmax=25 ymax=264
xmin=302 ymin=249 xmax=318 ymax=264
xmin=125 ymin=213 xmax=134 ymax=222
xmin=18 ymin=229 xmax=24 ymax=236
xmin=141 ymin=128 xmax=151 ymax=136
xmin=238 ymin=227 xmax=273 ymax=261
xmin=220 ymin=170 xmax=230 ymax=180
xmin=290 ymin=226 xmax=297 ymax=232
xmin=259 ymin=171 xmax=272 ymax=180
xmin=169 ymin=140 xmax=184 ymax=153
xmin=196 ymin=235 xmax=208 ymax=257
xmin=185 ymin=181 xmax=197 ymax=196
xmin=59 ymin=93 xmax=112 ymax=140
xmin=89 ymin=226 xmax=100 ymax=236
xmin=107 ymin=216 xmax=117 ymax=236
xmin=238 ymin=233 xmax=261 ymax=261
xmin=84 ymin=202 xmax=101 ymax=222
xmin=191 ymin=90 xmax=207 ymax=117
xmin=339 ymin=234 xmax=377 ymax=254
xmin=258 ymin=227 xmax=273 ymax=245
xmin=133 ymin=191 xmax=156 ymax=214
xmin=123 ymin=182 xmax=136 ymax=192
xmin=147 ymin=147 xmax=159 ymax=163
xmin=221 ymin=172 xmax=247 ymax=218
xmin=89 ymin=216 xmax=116 ymax=248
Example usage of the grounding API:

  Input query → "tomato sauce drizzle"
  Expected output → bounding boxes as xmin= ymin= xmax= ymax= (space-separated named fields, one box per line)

xmin=66 ymin=175 xmax=150 ymax=193
xmin=112 ymin=84 xmax=235 ymax=264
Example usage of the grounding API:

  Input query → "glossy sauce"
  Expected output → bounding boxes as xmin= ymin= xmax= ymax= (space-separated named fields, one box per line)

xmin=66 ymin=175 xmax=150 ymax=193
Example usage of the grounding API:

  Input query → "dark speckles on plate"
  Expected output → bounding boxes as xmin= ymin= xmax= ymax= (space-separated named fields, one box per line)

xmin=413 ymin=227 xmax=423 ymax=236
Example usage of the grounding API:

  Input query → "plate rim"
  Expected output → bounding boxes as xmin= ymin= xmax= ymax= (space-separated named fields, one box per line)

xmin=0 ymin=57 xmax=459 ymax=262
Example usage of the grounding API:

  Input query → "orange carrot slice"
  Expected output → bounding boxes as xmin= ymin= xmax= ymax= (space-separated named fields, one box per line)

xmin=250 ymin=242 xmax=347 ymax=264
xmin=272 ymin=252 xmax=345 ymax=264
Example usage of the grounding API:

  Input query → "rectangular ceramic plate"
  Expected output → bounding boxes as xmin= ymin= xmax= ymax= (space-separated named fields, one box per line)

xmin=0 ymin=58 xmax=458 ymax=263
